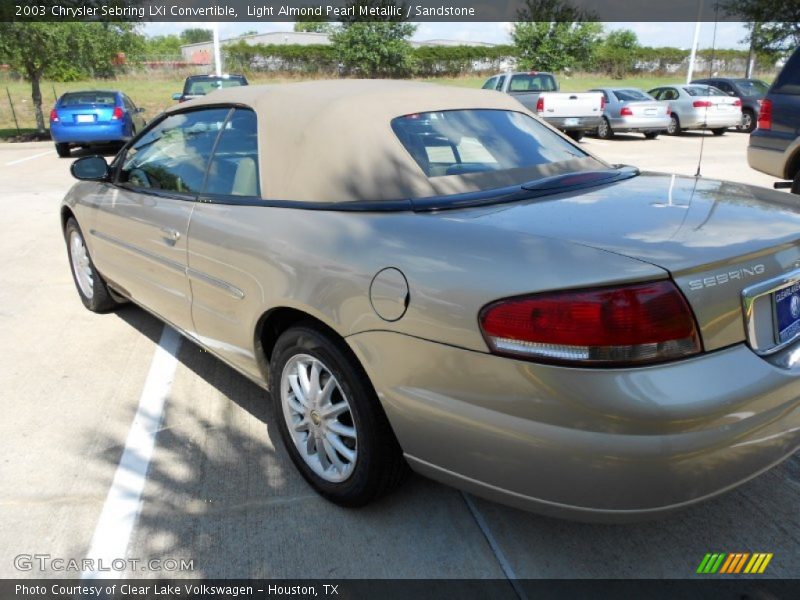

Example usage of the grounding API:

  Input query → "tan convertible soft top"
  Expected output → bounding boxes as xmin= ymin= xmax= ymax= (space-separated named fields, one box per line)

xmin=169 ymin=79 xmax=603 ymax=203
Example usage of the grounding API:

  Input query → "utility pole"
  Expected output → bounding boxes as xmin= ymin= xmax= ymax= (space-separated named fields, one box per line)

xmin=686 ymin=0 xmax=704 ymax=84
xmin=213 ymin=23 xmax=222 ymax=76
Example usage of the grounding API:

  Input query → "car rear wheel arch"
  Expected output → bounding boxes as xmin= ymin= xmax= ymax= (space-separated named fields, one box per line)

xmin=255 ymin=307 xmax=349 ymax=385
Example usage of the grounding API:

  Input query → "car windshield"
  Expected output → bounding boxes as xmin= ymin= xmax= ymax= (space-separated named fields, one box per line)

xmin=613 ymin=89 xmax=653 ymax=101
xmin=508 ymin=74 xmax=557 ymax=92
xmin=186 ymin=77 xmax=246 ymax=95
xmin=684 ymin=85 xmax=725 ymax=97
xmin=391 ymin=109 xmax=586 ymax=178
xmin=60 ymin=92 xmax=116 ymax=106
xmin=735 ymin=79 xmax=769 ymax=97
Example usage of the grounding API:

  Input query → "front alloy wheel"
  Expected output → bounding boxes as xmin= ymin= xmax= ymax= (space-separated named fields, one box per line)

xmin=64 ymin=218 xmax=119 ymax=312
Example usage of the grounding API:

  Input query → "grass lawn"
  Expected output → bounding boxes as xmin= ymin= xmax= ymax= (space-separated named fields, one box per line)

xmin=0 ymin=70 xmax=773 ymax=134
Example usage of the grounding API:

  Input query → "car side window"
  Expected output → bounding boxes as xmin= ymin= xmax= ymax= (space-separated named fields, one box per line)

xmin=482 ymin=77 xmax=498 ymax=91
xmin=117 ymin=108 xmax=231 ymax=195
xmin=663 ymin=88 xmax=678 ymax=101
xmin=203 ymin=109 xmax=260 ymax=198
xmin=496 ymin=75 xmax=506 ymax=91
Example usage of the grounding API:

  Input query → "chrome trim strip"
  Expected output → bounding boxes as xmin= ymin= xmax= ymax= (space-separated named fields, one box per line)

xmin=90 ymin=229 xmax=185 ymax=274
xmin=187 ymin=267 xmax=245 ymax=300
xmin=90 ymin=229 xmax=245 ymax=300
xmin=742 ymin=268 xmax=800 ymax=356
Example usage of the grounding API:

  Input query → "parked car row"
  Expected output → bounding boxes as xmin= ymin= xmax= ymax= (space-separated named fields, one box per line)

xmin=484 ymin=71 xmax=769 ymax=141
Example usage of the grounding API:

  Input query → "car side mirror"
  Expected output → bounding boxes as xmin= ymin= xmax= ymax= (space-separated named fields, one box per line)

xmin=135 ymin=107 xmax=146 ymax=113
xmin=71 ymin=156 xmax=110 ymax=181
xmin=172 ymin=93 xmax=182 ymax=101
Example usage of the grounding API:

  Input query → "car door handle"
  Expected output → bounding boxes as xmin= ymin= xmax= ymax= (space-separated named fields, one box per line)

xmin=161 ymin=227 xmax=181 ymax=242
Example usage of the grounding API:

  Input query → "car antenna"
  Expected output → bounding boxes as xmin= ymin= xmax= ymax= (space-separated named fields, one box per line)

xmin=695 ymin=4 xmax=720 ymax=178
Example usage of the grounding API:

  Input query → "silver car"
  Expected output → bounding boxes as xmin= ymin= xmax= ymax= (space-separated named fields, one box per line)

xmin=62 ymin=81 xmax=800 ymax=521
xmin=589 ymin=87 xmax=671 ymax=139
xmin=649 ymin=84 xmax=742 ymax=135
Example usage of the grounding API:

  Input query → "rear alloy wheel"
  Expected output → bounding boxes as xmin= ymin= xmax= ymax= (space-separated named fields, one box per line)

xmin=712 ymin=128 xmax=727 ymax=136
xmin=644 ymin=131 xmax=659 ymax=140
xmin=667 ymin=114 xmax=681 ymax=135
xmin=740 ymin=109 xmax=756 ymax=133
xmin=55 ymin=143 xmax=70 ymax=158
xmin=64 ymin=218 xmax=120 ymax=312
xmin=596 ymin=118 xmax=614 ymax=140
xmin=270 ymin=325 xmax=407 ymax=506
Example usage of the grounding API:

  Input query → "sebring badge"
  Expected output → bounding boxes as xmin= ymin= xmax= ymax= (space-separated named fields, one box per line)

xmin=688 ymin=264 xmax=766 ymax=291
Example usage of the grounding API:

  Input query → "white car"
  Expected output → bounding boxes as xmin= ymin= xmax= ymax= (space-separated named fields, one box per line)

xmin=649 ymin=84 xmax=742 ymax=135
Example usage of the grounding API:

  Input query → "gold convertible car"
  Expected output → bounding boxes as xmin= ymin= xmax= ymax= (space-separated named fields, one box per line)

xmin=62 ymin=81 xmax=800 ymax=520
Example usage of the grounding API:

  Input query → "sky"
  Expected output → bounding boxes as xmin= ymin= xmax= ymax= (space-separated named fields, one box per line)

xmin=143 ymin=22 xmax=751 ymax=50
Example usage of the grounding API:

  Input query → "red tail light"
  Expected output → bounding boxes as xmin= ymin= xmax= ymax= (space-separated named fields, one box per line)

xmin=479 ymin=280 xmax=701 ymax=366
xmin=693 ymin=100 xmax=713 ymax=108
xmin=666 ymin=106 xmax=671 ymax=116
xmin=600 ymin=96 xmax=606 ymax=110
xmin=619 ymin=106 xmax=633 ymax=117
xmin=535 ymin=97 xmax=545 ymax=113
xmin=111 ymin=106 xmax=124 ymax=120
xmin=733 ymin=99 xmax=742 ymax=107
xmin=757 ymin=98 xmax=772 ymax=130
xmin=50 ymin=109 xmax=59 ymax=122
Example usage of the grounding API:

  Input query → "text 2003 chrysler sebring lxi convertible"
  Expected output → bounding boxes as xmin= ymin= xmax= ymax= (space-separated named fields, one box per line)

xmin=62 ymin=81 xmax=800 ymax=520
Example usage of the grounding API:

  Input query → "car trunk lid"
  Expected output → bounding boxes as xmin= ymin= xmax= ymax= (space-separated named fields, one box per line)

xmin=445 ymin=172 xmax=800 ymax=352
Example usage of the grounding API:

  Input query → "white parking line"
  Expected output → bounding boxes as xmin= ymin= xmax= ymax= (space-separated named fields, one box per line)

xmin=4 ymin=150 xmax=55 ymax=166
xmin=82 ymin=326 xmax=182 ymax=580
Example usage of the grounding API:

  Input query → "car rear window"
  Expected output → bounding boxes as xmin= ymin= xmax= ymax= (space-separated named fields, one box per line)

xmin=186 ymin=77 xmax=247 ymax=96
xmin=772 ymin=49 xmax=800 ymax=95
xmin=684 ymin=85 xmax=725 ymax=97
xmin=508 ymin=74 xmax=557 ymax=92
xmin=391 ymin=109 xmax=586 ymax=178
xmin=735 ymin=79 xmax=769 ymax=97
xmin=60 ymin=92 xmax=116 ymax=106
xmin=613 ymin=89 xmax=653 ymax=102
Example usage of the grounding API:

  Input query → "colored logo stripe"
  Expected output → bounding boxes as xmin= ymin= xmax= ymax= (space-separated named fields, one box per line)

xmin=697 ymin=553 xmax=726 ymax=573
xmin=697 ymin=553 xmax=773 ymax=574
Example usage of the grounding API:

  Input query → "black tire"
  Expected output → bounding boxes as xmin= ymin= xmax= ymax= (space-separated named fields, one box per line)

xmin=667 ymin=114 xmax=681 ymax=136
xmin=566 ymin=130 xmax=584 ymax=142
xmin=644 ymin=131 xmax=660 ymax=140
xmin=64 ymin=218 xmax=120 ymax=312
xmin=269 ymin=325 xmax=407 ymax=507
xmin=791 ymin=171 xmax=800 ymax=195
xmin=55 ymin=143 xmax=71 ymax=158
xmin=712 ymin=128 xmax=727 ymax=136
xmin=596 ymin=117 xmax=614 ymax=140
xmin=740 ymin=109 xmax=756 ymax=133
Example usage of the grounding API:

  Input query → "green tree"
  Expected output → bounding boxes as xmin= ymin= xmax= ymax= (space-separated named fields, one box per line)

xmin=331 ymin=2 xmax=416 ymax=77
xmin=0 ymin=23 xmax=141 ymax=133
xmin=512 ymin=0 xmax=602 ymax=72
xmin=181 ymin=28 xmax=213 ymax=45
xmin=724 ymin=1 xmax=800 ymax=55
xmin=142 ymin=35 xmax=183 ymax=59
xmin=596 ymin=29 xmax=640 ymax=78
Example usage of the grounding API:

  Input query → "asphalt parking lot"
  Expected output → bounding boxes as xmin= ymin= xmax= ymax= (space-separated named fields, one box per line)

xmin=0 ymin=130 xmax=798 ymax=581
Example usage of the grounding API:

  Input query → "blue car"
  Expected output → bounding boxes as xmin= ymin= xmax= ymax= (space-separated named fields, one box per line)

xmin=50 ymin=90 xmax=146 ymax=157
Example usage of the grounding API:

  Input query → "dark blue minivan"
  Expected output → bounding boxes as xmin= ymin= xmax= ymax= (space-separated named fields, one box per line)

xmin=747 ymin=47 xmax=800 ymax=194
xmin=49 ymin=90 xmax=146 ymax=158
